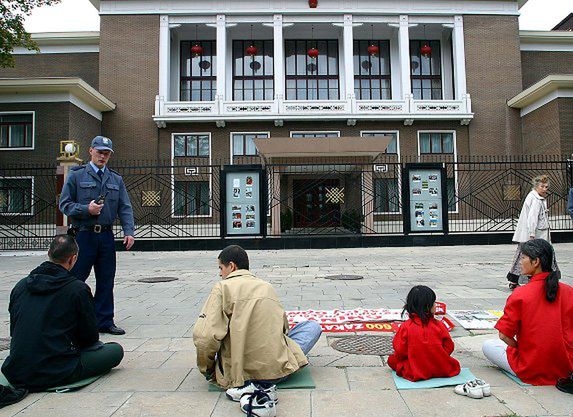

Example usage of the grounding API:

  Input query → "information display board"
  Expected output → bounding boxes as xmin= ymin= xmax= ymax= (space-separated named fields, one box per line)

xmin=403 ymin=164 xmax=448 ymax=234
xmin=221 ymin=166 xmax=266 ymax=237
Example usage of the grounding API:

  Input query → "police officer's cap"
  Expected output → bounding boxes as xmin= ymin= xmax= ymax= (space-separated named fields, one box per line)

xmin=91 ymin=136 xmax=114 ymax=152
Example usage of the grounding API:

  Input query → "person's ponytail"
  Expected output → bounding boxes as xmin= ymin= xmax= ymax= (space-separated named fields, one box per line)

xmin=545 ymin=270 xmax=560 ymax=302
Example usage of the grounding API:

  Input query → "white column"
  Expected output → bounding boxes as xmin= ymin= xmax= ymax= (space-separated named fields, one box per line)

xmin=216 ymin=14 xmax=227 ymax=101
xmin=343 ymin=14 xmax=355 ymax=100
xmin=452 ymin=16 xmax=467 ymax=101
xmin=398 ymin=15 xmax=411 ymax=100
xmin=159 ymin=15 xmax=170 ymax=105
xmin=273 ymin=15 xmax=285 ymax=102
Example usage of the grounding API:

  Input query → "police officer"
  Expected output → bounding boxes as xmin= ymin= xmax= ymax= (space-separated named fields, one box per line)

xmin=59 ymin=136 xmax=134 ymax=335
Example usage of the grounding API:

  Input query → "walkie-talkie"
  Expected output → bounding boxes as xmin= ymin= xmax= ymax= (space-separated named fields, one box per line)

xmin=96 ymin=191 xmax=109 ymax=205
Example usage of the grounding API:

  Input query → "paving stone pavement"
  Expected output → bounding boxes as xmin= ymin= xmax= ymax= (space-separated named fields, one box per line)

xmin=0 ymin=243 xmax=572 ymax=417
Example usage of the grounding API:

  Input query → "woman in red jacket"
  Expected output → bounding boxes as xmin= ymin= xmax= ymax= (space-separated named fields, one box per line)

xmin=388 ymin=285 xmax=460 ymax=381
xmin=483 ymin=239 xmax=573 ymax=385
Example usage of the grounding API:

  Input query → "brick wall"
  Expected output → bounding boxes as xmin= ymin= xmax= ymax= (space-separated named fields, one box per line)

xmin=99 ymin=15 xmax=160 ymax=158
xmin=521 ymin=100 xmax=561 ymax=155
xmin=68 ymin=105 xmax=102 ymax=159
xmin=521 ymin=51 xmax=573 ymax=89
xmin=464 ymin=15 xmax=523 ymax=156
xmin=0 ymin=53 xmax=99 ymax=88
xmin=558 ymin=97 xmax=573 ymax=156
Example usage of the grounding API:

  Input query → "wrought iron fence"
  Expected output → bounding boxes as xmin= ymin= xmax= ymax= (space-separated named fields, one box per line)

xmin=1 ymin=156 xmax=572 ymax=250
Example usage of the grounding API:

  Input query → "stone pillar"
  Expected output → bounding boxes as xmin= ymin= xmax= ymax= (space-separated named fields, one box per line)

xmin=216 ymin=14 xmax=227 ymax=101
xmin=273 ymin=15 xmax=285 ymax=103
xmin=361 ymin=169 xmax=374 ymax=234
xmin=452 ymin=16 xmax=467 ymax=101
xmin=56 ymin=141 xmax=83 ymax=235
xmin=159 ymin=15 xmax=171 ymax=103
xmin=343 ymin=14 xmax=355 ymax=101
xmin=271 ymin=170 xmax=281 ymax=235
xmin=398 ymin=15 xmax=411 ymax=99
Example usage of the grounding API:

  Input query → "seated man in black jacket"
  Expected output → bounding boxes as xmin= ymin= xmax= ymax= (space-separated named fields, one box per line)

xmin=1 ymin=235 xmax=124 ymax=392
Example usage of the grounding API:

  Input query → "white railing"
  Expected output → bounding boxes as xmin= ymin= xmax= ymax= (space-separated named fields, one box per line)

xmin=155 ymin=94 xmax=472 ymax=124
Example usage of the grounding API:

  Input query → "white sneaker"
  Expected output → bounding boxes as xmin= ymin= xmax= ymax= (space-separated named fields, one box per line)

xmin=454 ymin=380 xmax=484 ymax=399
xmin=226 ymin=383 xmax=278 ymax=403
xmin=240 ymin=391 xmax=277 ymax=417
xmin=474 ymin=379 xmax=491 ymax=396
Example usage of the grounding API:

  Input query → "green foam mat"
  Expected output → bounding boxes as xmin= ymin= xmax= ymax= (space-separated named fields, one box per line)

xmin=0 ymin=370 xmax=104 ymax=393
xmin=208 ymin=366 xmax=315 ymax=391
xmin=392 ymin=368 xmax=476 ymax=390
xmin=501 ymin=370 xmax=531 ymax=386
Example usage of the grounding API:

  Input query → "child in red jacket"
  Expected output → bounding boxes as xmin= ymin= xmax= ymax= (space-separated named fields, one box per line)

xmin=388 ymin=285 xmax=460 ymax=381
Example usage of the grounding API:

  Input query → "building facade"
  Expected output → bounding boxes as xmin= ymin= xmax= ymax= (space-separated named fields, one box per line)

xmin=1 ymin=0 xmax=572 ymax=239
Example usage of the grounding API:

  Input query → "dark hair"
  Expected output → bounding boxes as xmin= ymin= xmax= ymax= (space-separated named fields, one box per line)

xmin=218 ymin=245 xmax=249 ymax=270
xmin=521 ymin=239 xmax=560 ymax=302
xmin=403 ymin=285 xmax=436 ymax=325
xmin=48 ymin=234 xmax=79 ymax=263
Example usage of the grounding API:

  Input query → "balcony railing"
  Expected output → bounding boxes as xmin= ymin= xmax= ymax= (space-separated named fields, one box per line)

xmin=153 ymin=94 xmax=473 ymax=127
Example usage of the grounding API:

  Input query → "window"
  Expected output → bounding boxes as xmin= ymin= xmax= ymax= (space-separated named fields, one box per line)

xmin=290 ymin=131 xmax=340 ymax=138
xmin=0 ymin=178 xmax=32 ymax=214
xmin=232 ymin=133 xmax=269 ymax=157
xmin=410 ymin=40 xmax=442 ymax=100
xmin=360 ymin=132 xmax=398 ymax=154
xmin=173 ymin=134 xmax=210 ymax=157
xmin=419 ymin=132 xmax=454 ymax=154
xmin=374 ymin=178 xmax=400 ymax=213
xmin=354 ymin=40 xmax=391 ymax=100
xmin=0 ymin=113 xmax=33 ymax=149
xmin=174 ymin=181 xmax=210 ymax=216
xmin=285 ymin=40 xmax=339 ymax=100
xmin=233 ymin=40 xmax=274 ymax=101
xmin=180 ymin=41 xmax=216 ymax=101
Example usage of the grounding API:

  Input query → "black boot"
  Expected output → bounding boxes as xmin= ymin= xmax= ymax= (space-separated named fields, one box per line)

xmin=0 ymin=384 xmax=28 ymax=408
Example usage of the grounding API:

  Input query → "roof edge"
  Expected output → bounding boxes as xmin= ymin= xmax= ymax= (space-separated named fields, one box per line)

xmin=519 ymin=30 xmax=573 ymax=44
xmin=508 ymin=75 xmax=573 ymax=108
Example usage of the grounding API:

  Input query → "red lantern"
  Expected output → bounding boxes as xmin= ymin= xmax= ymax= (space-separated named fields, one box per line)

xmin=309 ymin=0 xmax=318 ymax=8
xmin=191 ymin=43 xmax=203 ymax=57
xmin=420 ymin=43 xmax=432 ymax=57
xmin=307 ymin=47 xmax=319 ymax=59
xmin=367 ymin=44 xmax=379 ymax=56
xmin=246 ymin=44 xmax=258 ymax=56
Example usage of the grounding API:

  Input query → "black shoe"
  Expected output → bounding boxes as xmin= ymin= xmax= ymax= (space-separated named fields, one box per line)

xmin=556 ymin=373 xmax=573 ymax=394
xmin=99 ymin=325 xmax=125 ymax=335
xmin=0 ymin=385 xmax=28 ymax=408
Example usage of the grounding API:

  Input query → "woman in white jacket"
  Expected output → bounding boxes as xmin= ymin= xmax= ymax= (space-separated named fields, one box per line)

xmin=507 ymin=175 xmax=558 ymax=290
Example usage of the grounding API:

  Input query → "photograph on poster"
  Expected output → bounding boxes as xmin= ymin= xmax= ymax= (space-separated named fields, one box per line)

xmin=415 ymin=210 xmax=424 ymax=218
xmin=429 ymin=202 xmax=438 ymax=210
xmin=246 ymin=220 xmax=256 ymax=228
xmin=232 ymin=212 xmax=242 ymax=220
xmin=233 ymin=178 xmax=240 ymax=187
xmin=415 ymin=202 xmax=424 ymax=209
xmin=412 ymin=174 xmax=421 ymax=182
xmin=233 ymin=220 xmax=242 ymax=229
xmin=412 ymin=188 xmax=422 ymax=196
xmin=232 ymin=205 xmax=242 ymax=211
xmin=429 ymin=174 xmax=438 ymax=181
xmin=429 ymin=211 xmax=438 ymax=219
xmin=246 ymin=176 xmax=254 ymax=185
xmin=416 ymin=218 xmax=425 ymax=227
xmin=430 ymin=218 xmax=438 ymax=227
xmin=429 ymin=188 xmax=438 ymax=196
xmin=246 ymin=213 xmax=255 ymax=220
xmin=245 ymin=188 xmax=253 ymax=198
xmin=233 ymin=188 xmax=241 ymax=198
xmin=246 ymin=205 xmax=255 ymax=212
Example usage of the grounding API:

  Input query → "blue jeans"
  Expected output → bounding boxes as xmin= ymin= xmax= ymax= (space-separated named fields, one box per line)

xmin=288 ymin=320 xmax=322 ymax=355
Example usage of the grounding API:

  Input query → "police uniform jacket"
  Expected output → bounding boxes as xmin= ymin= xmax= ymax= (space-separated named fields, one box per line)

xmin=59 ymin=164 xmax=135 ymax=236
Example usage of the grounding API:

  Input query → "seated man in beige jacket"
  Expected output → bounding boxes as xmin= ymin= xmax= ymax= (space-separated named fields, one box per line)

xmin=193 ymin=245 xmax=321 ymax=416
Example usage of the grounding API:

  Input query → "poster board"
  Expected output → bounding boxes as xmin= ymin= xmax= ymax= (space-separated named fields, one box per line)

xmin=221 ymin=165 xmax=266 ymax=237
xmin=403 ymin=163 xmax=449 ymax=234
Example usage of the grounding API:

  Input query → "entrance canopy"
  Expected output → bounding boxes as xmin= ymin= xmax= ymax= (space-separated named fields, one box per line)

xmin=253 ymin=136 xmax=392 ymax=159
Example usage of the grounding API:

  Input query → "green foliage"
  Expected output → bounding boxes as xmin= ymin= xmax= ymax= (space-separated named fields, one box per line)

xmin=280 ymin=208 xmax=293 ymax=232
xmin=0 ymin=0 xmax=62 ymax=68
xmin=341 ymin=209 xmax=364 ymax=233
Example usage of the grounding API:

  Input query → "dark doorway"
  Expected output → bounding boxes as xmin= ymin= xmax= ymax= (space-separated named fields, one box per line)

xmin=293 ymin=179 xmax=341 ymax=228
